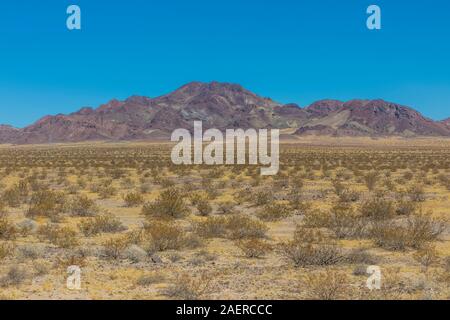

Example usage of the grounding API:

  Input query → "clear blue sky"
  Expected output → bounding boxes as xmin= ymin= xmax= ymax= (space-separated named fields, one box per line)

xmin=1 ymin=0 xmax=449 ymax=127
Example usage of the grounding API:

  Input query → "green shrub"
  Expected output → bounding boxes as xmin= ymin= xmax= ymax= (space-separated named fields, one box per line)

xmin=142 ymin=188 xmax=190 ymax=219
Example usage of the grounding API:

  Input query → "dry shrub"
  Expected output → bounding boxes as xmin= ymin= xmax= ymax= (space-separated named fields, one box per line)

xmin=370 ymin=222 xmax=409 ymax=251
xmin=0 ymin=242 xmax=15 ymax=260
xmin=163 ymin=273 xmax=213 ymax=300
xmin=338 ymin=188 xmax=360 ymax=203
xmin=16 ymin=219 xmax=37 ymax=237
xmin=395 ymin=198 xmax=418 ymax=216
xmin=0 ymin=218 xmax=17 ymax=240
xmin=257 ymin=203 xmax=291 ymax=221
xmin=123 ymin=192 xmax=144 ymax=207
xmin=1 ymin=187 xmax=23 ymax=208
xmin=56 ymin=252 xmax=87 ymax=268
xmin=364 ymin=171 xmax=379 ymax=191
xmin=407 ymin=183 xmax=426 ymax=202
xmin=252 ymin=190 xmax=272 ymax=206
xmin=328 ymin=204 xmax=366 ymax=239
xmin=236 ymin=239 xmax=272 ymax=258
xmin=280 ymin=227 xmax=343 ymax=267
xmin=225 ymin=215 xmax=268 ymax=240
xmin=302 ymin=269 xmax=349 ymax=300
xmin=194 ymin=216 xmax=227 ymax=238
xmin=413 ymin=245 xmax=439 ymax=272
xmin=38 ymin=223 xmax=79 ymax=248
xmin=69 ymin=195 xmax=99 ymax=217
xmin=142 ymin=187 xmax=190 ymax=219
xmin=17 ymin=244 xmax=44 ymax=260
xmin=405 ymin=212 xmax=446 ymax=249
xmin=144 ymin=221 xmax=185 ymax=252
xmin=332 ymin=179 xmax=345 ymax=196
xmin=194 ymin=215 xmax=267 ymax=240
xmin=345 ymin=248 xmax=378 ymax=265
xmin=195 ymin=198 xmax=213 ymax=217
xmin=303 ymin=210 xmax=330 ymax=228
xmin=98 ymin=185 xmax=117 ymax=199
xmin=102 ymin=237 xmax=129 ymax=260
xmin=79 ymin=214 xmax=127 ymax=236
xmin=26 ymin=190 xmax=66 ymax=219
xmin=136 ymin=273 xmax=165 ymax=286
xmin=444 ymin=256 xmax=450 ymax=273
xmin=33 ymin=260 xmax=51 ymax=276
xmin=359 ymin=197 xmax=395 ymax=220
xmin=0 ymin=266 xmax=28 ymax=287
xmin=370 ymin=212 xmax=446 ymax=251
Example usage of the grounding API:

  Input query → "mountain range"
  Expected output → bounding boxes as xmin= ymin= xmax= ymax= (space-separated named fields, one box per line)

xmin=1 ymin=81 xmax=450 ymax=144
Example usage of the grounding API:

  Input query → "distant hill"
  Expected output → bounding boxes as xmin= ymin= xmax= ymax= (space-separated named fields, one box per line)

xmin=1 ymin=81 xmax=449 ymax=144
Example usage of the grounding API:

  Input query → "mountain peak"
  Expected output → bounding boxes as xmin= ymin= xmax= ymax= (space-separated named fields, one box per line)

xmin=1 ymin=82 xmax=449 ymax=144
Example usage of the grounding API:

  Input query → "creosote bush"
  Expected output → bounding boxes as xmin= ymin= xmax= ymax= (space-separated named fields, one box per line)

xmin=236 ymin=238 xmax=272 ymax=258
xmin=359 ymin=197 xmax=395 ymax=220
xmin=69 ymin=195 xmax=99 ymax=217
xmin=38 ymin=223 xmax=79 ymax=248
xmin=163 ymin=273 xmax=213 ymax=300
xmin=0 ymin=218 xmax=17 ymax=240
xmin=123 ymin=192 xmax=144 ymax=207
xmin=257 ymin=203 xmax=291 ymax=221
xmin=79 ymin=214 xmax=127 ymax=236
xmin=280 ymin=226 xmax=343 ymax=267
xmin=26 ymin=190 xmax=66 ymax=219
xmin=142 ymin=187 xmax=190 ymax=219
xmin=303 ymin=269 xmax=349 ymax=300
xmin=144 ymin=221 xmax=186 ymax=252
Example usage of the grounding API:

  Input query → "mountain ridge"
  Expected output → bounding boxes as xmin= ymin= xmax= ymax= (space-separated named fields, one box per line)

xmin=1 ymin=81 xmax=450 ymax=144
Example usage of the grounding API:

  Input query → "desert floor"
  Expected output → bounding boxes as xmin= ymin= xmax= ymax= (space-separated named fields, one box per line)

xmin=0 ymin=137 xmax=449 ymax=300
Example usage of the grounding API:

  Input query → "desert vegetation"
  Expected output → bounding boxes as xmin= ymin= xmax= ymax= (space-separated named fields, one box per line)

xmin=0 ymin=139 xmax=449 ymax=300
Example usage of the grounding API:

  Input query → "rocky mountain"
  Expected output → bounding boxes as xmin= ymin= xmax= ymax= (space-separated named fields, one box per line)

xmin=1 ymin=82 xmax=449 ymax=144
xmin=299 ymin=99 xmax=450 ymax=137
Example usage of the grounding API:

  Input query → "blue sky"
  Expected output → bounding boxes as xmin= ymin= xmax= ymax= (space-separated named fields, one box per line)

xmin=1 ymin=0 xmax=449 ymax=127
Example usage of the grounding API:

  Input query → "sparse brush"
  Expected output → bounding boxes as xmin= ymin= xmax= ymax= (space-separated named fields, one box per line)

xmin=195 ymin=198 xmax=213 ymax=216
xmin=38 ymin=223 xmax=79 ymax=248
xmin=123 ymin=192 xmax=144 ymax=207
xmin=359 ymin=197 xmax=395 ymax=220
xmin=236 ymin=238 xmax=272 ymax=258
xmin=414 ymin=245 xmax=439 ymax=272
xmin=364 ymin=171 xmax=379 ymax=191
xmin=79 ymin=214 xmax=127 ymax=237
xmin=136 ymin=273 xmax=165 ymax=286
xmin=26 ymin=190 xmax=66 ymax=219
xmin=225 ymin=215 xmax=268 ymax=240
xmin=0 ymin=218 xmax=17 ymax=241
xmin=69 ymin=195 xmax=99 ymax=217
xmin=102 ymin=236 xmax=129 ymax=260
xmin=163 ymin=273 xmax=213 ymax=300
xmin=407 ymin=183 xmax=426 ymax=202
xmin=144 ymin=220 xmax=185 ymax=252
xmin=257 ymin=203 xmax=291 ymax=221
xmin=142 ymin=187 xmax=190 ymax=219
xmin=328 ymin=203 xmax=366 ymax=239
xmin=252 ymin=190 xmax=272 ymax=206
xmin=0 ymin=266 xmax=28 ymax=287
xmin=1 ymin=187 xmax=22 ymax=208
xmin=302 ymin=269 xmax=349 ymax=300
xmin=280 ymin=227 xmax=343 ymax=267
xmin=0 ymin=242 xmax=15 ymax=260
